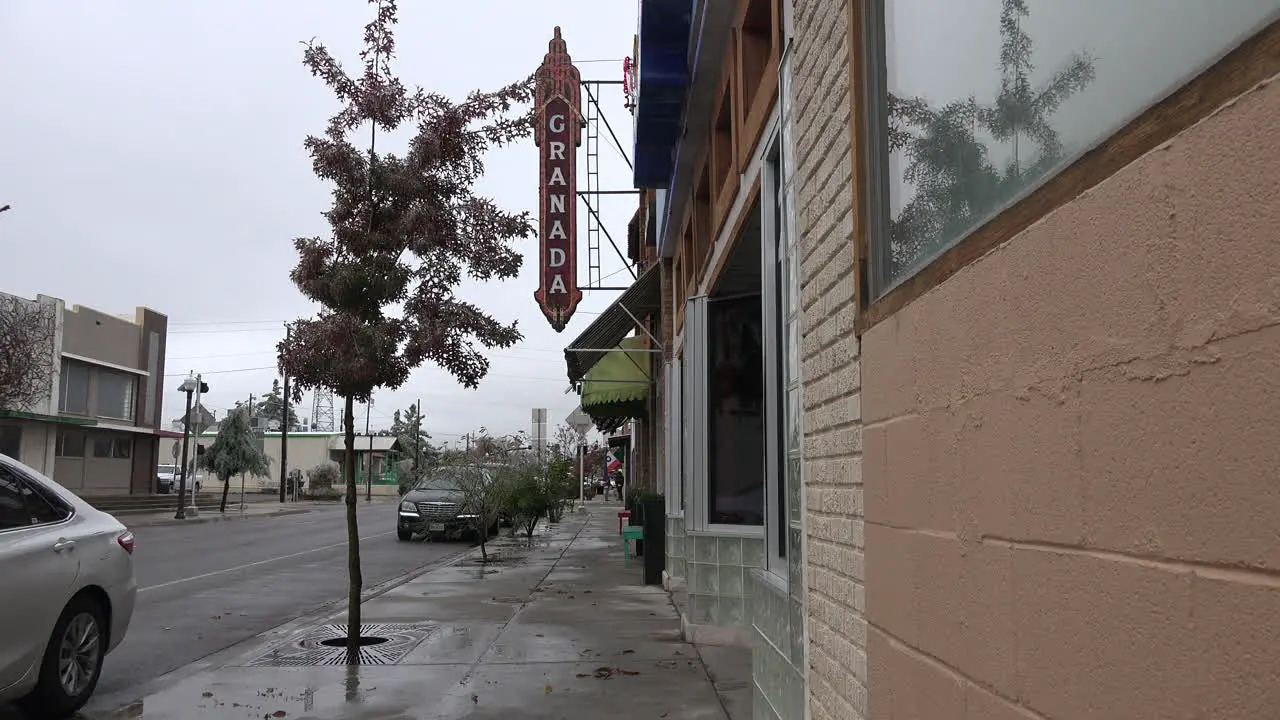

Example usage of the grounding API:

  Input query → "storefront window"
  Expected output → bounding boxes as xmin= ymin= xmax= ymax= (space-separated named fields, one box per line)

xmin=872 ymin=0 xmax=1280 ymax=292
xmin=706 ymin=293 xmax=765 ymax=526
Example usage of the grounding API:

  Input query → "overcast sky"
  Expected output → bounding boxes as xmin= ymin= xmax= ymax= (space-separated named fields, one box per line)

xmin=0 ymin=1 xmax=639 ymax=446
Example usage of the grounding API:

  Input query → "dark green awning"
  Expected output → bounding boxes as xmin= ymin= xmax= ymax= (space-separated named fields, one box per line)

xmin=0 ymin=410 xmax=97 ymax=427
xmin=581 ymin=336 xmax=650 ymax=421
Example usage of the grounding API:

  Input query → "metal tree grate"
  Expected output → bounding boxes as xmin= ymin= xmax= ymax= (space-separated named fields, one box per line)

xmin=247 ymin=623 xmax=434 ymax=667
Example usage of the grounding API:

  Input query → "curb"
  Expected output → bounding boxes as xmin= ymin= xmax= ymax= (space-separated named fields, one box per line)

xmin=122 ymin=507 xmax=313 ymax=528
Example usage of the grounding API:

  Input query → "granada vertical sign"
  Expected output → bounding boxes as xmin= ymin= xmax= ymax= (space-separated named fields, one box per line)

xmin=533 ymin=27 xmax=583 ymax=332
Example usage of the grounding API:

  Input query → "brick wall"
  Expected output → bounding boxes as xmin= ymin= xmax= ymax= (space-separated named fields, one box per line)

xmin=791 ymin=1 xmax=865 ymax=719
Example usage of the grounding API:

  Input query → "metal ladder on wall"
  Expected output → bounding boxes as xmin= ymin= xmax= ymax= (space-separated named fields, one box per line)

xmin=583 ymin=81 xmax=602 ymax=289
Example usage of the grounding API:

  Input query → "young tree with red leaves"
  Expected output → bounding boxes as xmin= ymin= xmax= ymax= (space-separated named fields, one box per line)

xmin=278 ymin=0 xmax=533 ymax=658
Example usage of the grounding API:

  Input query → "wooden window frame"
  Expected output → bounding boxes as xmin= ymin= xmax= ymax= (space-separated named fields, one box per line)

xmin=703 ymin=177 xmax=763 ymax=297
xmin=851 ymin=3 xmax=1280 ymax=334
xmin=710 ymin=47 xmax=740 ymax=242
xmin=735 ymin=0 xmax=781 ymax=169
xmin=692 ymin=157 xmax=714 ymax=278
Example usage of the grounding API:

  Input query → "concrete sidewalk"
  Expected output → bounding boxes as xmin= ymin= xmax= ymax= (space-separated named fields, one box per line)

xmin=90 ymin=503 xmax=750 ymax=719
xmin=116 ymin=502 xmax=318 ymax=527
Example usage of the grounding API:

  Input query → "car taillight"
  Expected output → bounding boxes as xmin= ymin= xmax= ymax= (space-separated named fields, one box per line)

xmin=117 ymin=530 xmax=135 ymax=554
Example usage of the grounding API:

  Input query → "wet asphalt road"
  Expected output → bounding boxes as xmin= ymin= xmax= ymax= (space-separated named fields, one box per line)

xmin=1 ymin=501 xmax=466 ymax=718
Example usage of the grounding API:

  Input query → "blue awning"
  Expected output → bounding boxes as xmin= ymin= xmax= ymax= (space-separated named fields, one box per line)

xmin=633 ymin=0 xmax=694 ymax=188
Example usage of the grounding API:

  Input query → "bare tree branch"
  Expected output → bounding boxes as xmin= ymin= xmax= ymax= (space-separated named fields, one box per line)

xmin=0 ymin=296 xmax=57 ymax=412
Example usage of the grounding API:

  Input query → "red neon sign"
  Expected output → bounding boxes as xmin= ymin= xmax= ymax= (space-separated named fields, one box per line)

xmin=533 ymin=27 xmax=583 ymax=333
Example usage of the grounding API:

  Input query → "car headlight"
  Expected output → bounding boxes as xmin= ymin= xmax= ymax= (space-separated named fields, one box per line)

xmin=398 ymin=501 xmax=418 ymax=514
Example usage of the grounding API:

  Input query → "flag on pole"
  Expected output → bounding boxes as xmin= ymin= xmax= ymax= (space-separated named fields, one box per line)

xmin=606 ymin=449 xmax=622 ymax=473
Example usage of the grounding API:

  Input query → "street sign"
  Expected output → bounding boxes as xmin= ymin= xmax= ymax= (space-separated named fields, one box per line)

xmin=565 ymin=406 xmax=592 ymax=436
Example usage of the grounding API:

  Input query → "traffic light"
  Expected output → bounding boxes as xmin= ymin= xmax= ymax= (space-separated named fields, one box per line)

xmin=199 ymin=381 xmax=209 ymax=394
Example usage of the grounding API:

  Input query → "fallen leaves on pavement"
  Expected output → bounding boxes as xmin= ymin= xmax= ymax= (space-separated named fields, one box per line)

xmin=576 ymin=666 xmax=642 ymax=679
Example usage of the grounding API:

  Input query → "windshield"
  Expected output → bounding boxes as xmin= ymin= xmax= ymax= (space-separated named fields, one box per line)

xmin=158 ymin=464 xmax=177 ymax=474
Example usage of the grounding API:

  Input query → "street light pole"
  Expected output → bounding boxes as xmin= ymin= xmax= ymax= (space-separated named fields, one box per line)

xmin=175 ymin=374 xmax=197 ymax=520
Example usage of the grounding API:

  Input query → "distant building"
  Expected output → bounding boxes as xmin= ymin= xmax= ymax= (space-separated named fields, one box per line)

xmin=0 ymin=292 xmax=169 ymax=495
xmin=199 ymin=431 xmax=403 ymax=497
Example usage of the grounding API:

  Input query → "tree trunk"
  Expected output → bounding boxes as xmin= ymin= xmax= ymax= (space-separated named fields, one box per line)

xmin=219 ymin=474 xmax=231 ymax=513
xmin=343 ymin=396 xmax=362 ymax=661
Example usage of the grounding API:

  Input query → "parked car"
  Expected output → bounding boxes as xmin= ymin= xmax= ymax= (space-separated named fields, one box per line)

xmin=155 ymin=463 xmax=200 ymax=495
xmin=0 ymin=452 xmax=137 ymax=718
xmin=397 ymin=467 xmax=498 ymax=542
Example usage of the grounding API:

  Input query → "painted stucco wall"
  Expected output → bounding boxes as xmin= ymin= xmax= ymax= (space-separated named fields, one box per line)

xmin=791 ymin=1 xmax=866 ymax=719
xmin=862 ymin=72 xmax=1280 ymax=719
xmin=62 ymin=304 xmax=143 ymax=370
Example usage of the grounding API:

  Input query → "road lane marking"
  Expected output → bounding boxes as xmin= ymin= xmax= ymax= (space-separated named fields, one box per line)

xmin=138 ymin=531 xmax=393 ymax=593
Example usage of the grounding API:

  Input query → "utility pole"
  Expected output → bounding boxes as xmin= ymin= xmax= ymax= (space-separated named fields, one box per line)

xmin=241 ymin=393 xmax=253 ymax=510
xmin=365 ymin=400 xmax=373 ymax=502
xmin=414 ymin=397 xmax=422 ymax=473
xmin=280 ymin=322 xmax=290 ymax=503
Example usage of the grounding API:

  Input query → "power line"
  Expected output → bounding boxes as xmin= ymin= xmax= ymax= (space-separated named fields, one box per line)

xmin=164 ymin=366 xmax=276 ymax=377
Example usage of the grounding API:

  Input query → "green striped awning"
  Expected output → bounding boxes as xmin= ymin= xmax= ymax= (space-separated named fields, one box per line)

xmin=581 ymin=336 xmax=651 ymax=421
xmin=564 ymin=263 xmax=662 ymax=383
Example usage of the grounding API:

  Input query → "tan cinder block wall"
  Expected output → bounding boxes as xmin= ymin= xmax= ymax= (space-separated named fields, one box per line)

xmin=792 ymin=1 xmax=866 ymax=718
xmin=862 ymin=74 xmax=1280 ymax=718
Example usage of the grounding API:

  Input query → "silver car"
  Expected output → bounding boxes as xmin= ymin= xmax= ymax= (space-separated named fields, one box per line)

xmin=0 ymin=453 xmax=137 ymax=718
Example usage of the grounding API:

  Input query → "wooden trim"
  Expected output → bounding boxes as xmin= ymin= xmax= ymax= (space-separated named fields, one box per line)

xmin=712 ymin=44 xmax=741 ymax=241
xmin=735 ymin=0 xmax=781 ymax=167
xmin=858 ymin=18 xmax=1280 ymax=333
xmin=849 ymin=0 xmax=870 ymax=329
xmin=692 ymin=154 xmax=714 ymax=275
xmin=740 ymin=63 xmax=779 ymax=165
xmin=704 ymin=177 xmax=763 ymax=294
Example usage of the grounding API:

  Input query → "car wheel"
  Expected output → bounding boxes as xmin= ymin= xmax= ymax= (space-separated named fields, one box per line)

xmin=397 ymin=527 xmax=413 ymax=541
xmin=18 ymin=595 xmax=108 ymax=719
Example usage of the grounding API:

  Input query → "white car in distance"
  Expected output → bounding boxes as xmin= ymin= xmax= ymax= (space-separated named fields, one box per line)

xmin=0 ymin=453 xmax=137 ymax=718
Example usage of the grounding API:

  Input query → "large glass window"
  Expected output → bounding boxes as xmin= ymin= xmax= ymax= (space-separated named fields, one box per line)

xmin=0 ymin=425 xmax=21 ymax=459
xmin=56 ymin=429 xmax=85 ymax=458
xmin=706 ymin=293 xmax=765 ymax=525
xmin=59 ymin=360 xmax=90 ymax=414
xmin=96 ymin=370 xmax=136 ymax=420
xmin=762 ymin=86 xmax=804 ymax=581
xmin=92 ymin=434 xmax=132 ymax=459
xmin=873 ymin=0 xmax=1280 ymax=291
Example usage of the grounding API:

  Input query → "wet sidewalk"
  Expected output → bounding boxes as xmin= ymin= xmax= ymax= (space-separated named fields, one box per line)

xmin=90 ymin=503 xmax=747 ymax=719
